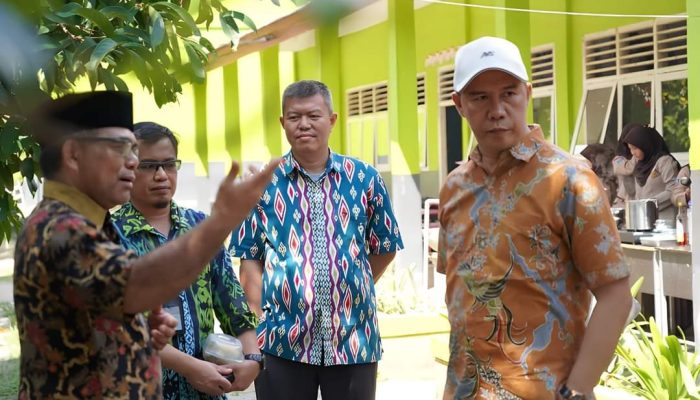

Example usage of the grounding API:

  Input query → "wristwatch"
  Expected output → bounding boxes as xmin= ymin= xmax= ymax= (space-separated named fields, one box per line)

xmin=244 ymin=353 xmax=264 ymax=370
xmin=558 ymin=383 xmax=588 ymax=400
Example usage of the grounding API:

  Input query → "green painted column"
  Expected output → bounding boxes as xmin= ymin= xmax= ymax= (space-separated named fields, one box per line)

xmin=504 ymin=0 xmax=532 ymax=123
xmin=388 ymin=0 xmax=422 ymax=278
xmin=260 ymin=45 xmax=282 ymax=156
xmin=223 ymin=63 xmax=242 ymax=161
xmin=315 ymin=23 xmax=344 ymax=153
xmin=193 ymin=80 xmax=208 ymax=174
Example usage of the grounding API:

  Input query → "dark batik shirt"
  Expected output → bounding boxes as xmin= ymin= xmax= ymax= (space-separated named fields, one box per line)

xmin=112 ymin=201 xmax=257 ymax=400
xmin=13 ymin=180 xmax=161 ymax=399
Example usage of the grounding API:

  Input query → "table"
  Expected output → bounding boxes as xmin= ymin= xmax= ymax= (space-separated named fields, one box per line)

xmin=622 ymin=243 xmax=693 ymax=337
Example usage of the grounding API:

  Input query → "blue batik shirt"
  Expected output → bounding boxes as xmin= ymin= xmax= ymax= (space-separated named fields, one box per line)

xmin=112 ymin=202 xmax=257 ymax=400
xmin=230 ymin=150 xmax=403 ymax=366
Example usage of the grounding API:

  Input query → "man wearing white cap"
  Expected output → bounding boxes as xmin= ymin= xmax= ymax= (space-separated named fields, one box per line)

xmin=437 ymin=36 xmax=632 ymax=399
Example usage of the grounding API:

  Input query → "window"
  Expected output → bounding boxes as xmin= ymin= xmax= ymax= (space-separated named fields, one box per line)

xmin=531 ymin=45 xmax=555 ymax=143
xmin=658 ymin=76 xmax=689 ymax=154
xmin=345 ymin=82 xmax=391 ymax=170
xmin=574 ymin=18 xmax=687 ymax=158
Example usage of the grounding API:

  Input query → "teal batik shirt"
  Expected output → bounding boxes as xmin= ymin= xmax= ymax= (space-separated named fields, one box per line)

xmin=230 ymin=151 xmax=404 ymax=366
xmin=112 ymin=202 xmax=257 ymax=400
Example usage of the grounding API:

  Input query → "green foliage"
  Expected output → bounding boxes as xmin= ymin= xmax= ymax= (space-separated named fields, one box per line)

xmin=661 ymin=78 xmax=689 ymax=153
xmin=376 ymin=264 xmax=442 ymax=315
xmin=602 ymin=317 xmax=700 ymax=400
xmin=0 ymin=0 xmax=267 ymax=245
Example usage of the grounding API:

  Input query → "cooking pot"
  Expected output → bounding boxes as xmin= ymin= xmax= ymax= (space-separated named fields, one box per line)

xmin=625 ymin=199 xmax=658 ymax=231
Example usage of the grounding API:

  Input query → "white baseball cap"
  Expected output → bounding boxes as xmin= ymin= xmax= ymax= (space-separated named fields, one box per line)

xmin=453 ymin=36 xmax=529 ymax=93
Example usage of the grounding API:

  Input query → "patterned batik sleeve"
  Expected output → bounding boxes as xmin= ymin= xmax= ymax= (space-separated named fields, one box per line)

xmin=366 ymin=172 xmax=404 ymax=254
xmin=229 ymin=210 xmax=265 ymax=260
xmin=563 ymin=165 xmax=629 ymax=290
xmin=52 ymin=217 xmax=136 ymax=321
xmin=212 ymin=246 xmax=258 ymax=336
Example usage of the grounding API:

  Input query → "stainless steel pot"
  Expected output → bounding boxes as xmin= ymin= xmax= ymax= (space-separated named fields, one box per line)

xmin=625 ymin=199 xmax=658 ymax=231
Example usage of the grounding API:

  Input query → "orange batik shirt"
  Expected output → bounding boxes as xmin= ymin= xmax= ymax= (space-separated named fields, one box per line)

xmin=437 ymin=126 xmax=629 ymax=400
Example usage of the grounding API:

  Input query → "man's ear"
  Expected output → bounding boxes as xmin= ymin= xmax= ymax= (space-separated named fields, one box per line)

xmin=61 ymin=139 xmax=80 ymax=173
xmin=279 ymin=115 xmax=284 ymax=128
xmin=451 ymin=92 xmax=466 ymax=118
xmin=526 ymin=82 xmax=533 ymax=100
xmin=329 ymin=113 xmax=338 ymax=127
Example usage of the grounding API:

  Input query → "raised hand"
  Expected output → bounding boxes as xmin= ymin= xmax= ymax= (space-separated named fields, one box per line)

xmin=148 ymin=305 xmax=177 ymax=351
xmin=210 ymin=159 xmax=281 ymax=227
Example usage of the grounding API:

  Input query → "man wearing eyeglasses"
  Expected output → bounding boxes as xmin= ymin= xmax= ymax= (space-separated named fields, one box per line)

xmin=13 ymin=92 xmax=278 ymax=398
xmin=112 ymin=122 xmax=262 ymax=399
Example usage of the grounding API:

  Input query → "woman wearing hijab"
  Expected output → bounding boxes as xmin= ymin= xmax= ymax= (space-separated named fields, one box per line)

xmin=623 ymin=125 xmax=680 ymax=220
xmin=612 ymin=123 xmax=644 ymax=207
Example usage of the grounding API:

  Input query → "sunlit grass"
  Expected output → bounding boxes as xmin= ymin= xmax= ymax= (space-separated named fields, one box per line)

xmin=0 ymin=321 xmax=19 ymax=399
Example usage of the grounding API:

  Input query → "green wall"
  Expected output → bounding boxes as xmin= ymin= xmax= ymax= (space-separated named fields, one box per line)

xmin=128 ymin=0 xmax=691 ymax=177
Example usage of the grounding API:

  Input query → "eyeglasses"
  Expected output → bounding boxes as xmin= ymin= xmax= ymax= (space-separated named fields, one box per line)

xmin=76 ymin=136 xmax=139 ymax=159
xmin=137 ymin=160 xmax=182 ymax=175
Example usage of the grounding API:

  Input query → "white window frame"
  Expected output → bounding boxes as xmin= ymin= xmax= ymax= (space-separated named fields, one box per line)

xmin=655 ymin=70 xmax=689 ymax=165
xmin=570 ymin=80 xmax=617 ymax=154
xmin=532 ymin=87 xmax=556 ymax=144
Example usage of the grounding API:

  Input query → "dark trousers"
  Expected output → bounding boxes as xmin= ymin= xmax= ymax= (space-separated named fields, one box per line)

xmin=254 ymin=353 xmax=377 ymax=400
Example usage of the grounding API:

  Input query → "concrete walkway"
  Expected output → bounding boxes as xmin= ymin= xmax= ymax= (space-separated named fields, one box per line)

xmin=227 ymin=334 xmax=447 ymax=400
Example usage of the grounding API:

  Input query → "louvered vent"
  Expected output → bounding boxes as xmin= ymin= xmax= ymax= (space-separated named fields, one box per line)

xmin=375 ymin=84 xmax=388 ymax=112
xmin=347 ymin=90 xmax=360 ymax=117
xmin=531 ymin=46 xmax=554 ymax=88
xmin=619 ymin=24 xmax=654 ymax=74
xmin=584 ymin=33 xmax=617 ymax=79
xmin=439 ymin=68 xmax=454 ymax=101
xmin=360 ymin=88 xmax=374 ymax=114
xmin=346 ymin=83 xmax=390 ymax=115
xmin=417 ymin=74 xmax=426 ymax=106
xmin=656 ymin=18 xmax=687 ymax=68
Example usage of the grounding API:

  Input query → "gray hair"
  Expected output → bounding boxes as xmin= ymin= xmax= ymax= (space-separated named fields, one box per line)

xmin=281 ymin=80 xmax=334 ymax=114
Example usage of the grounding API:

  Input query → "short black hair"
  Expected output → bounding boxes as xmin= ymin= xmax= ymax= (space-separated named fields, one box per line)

xmin=38 ymin=145 xmax=61 ymax=179
xmin=281 ymin=80 xmax=334 ymax=114
xmin=133 ymin=122 xmax=179 ymax=155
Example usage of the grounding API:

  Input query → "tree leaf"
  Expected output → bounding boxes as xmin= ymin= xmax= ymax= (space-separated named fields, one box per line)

xmin=199 ymin=36 xmax=215 ymax=53
xmin=219 ymin=12 xmax=240 ymax=47
xmin=232 ymin=11 xmax=257 ymax=31
xmin=99 ymin=5 xmax=137 ymax=23
xmin=148 ymin=6 xmax=166 ymax=49
xmin=73 ymin=7 xmax=115 ymax=36
xmin=19 ymin=158 xmax=34 ymax=180
xmin=87 ymin=38 xmax=118 ymax=72
xmin=151 ymin=1 xmax=200 ymax=36
xmin=184 ymin=41 xmax=205 ymax=82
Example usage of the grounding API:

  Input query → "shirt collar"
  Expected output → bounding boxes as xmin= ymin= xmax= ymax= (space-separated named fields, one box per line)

xmin=469 ymin=124 xmax=545 ymax=167
xmin=43 ymin=180 xmax=109 ymax=230
xmin=116 ymin=201 xmax=189 ymax=236
xmin=281 ymin=150 xmax=343 ymax=177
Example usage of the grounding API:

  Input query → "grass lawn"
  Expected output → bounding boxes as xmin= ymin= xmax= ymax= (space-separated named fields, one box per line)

xmin=0 ymin=326 xmax=19 ymax=399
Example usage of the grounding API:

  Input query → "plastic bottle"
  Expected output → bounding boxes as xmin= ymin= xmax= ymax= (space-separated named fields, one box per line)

xmin=676 ymin=201 xmax=688 ymax=246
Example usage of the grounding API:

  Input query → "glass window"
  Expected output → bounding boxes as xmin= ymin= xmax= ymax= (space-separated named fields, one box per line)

xmin=533 ymin=96 xmax=553 ymax=142
xmin=660 ymin=78 xmax=689 ymax=153
xmin=573 ymin=86 xmax=615 ymax=150
xmin=621 ymin=81 xmax=652 ymax=128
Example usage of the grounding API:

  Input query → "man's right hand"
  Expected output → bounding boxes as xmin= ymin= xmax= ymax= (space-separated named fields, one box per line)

xmin=211 ymin=159 xmax=281 ymax=226
xmin=183 ymin=359 xmax=235 ymax=396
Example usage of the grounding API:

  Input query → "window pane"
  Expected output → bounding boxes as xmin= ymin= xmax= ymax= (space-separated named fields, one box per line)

xmin=661 ymin=78 xmax=689 ymax=153
xmin=533 ymin=96 xmax=552 ymax=142
xmin=622 ymin=81 xmax=652 ymax=127
xmin=575 ymin=87 xmax=614 ymax=146
xmin=602 ymin=96 xmax=618 ymax=148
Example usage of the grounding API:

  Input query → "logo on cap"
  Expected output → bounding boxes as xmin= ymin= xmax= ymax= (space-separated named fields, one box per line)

xmin=481 ymin=51 xmax=495 ymax=58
